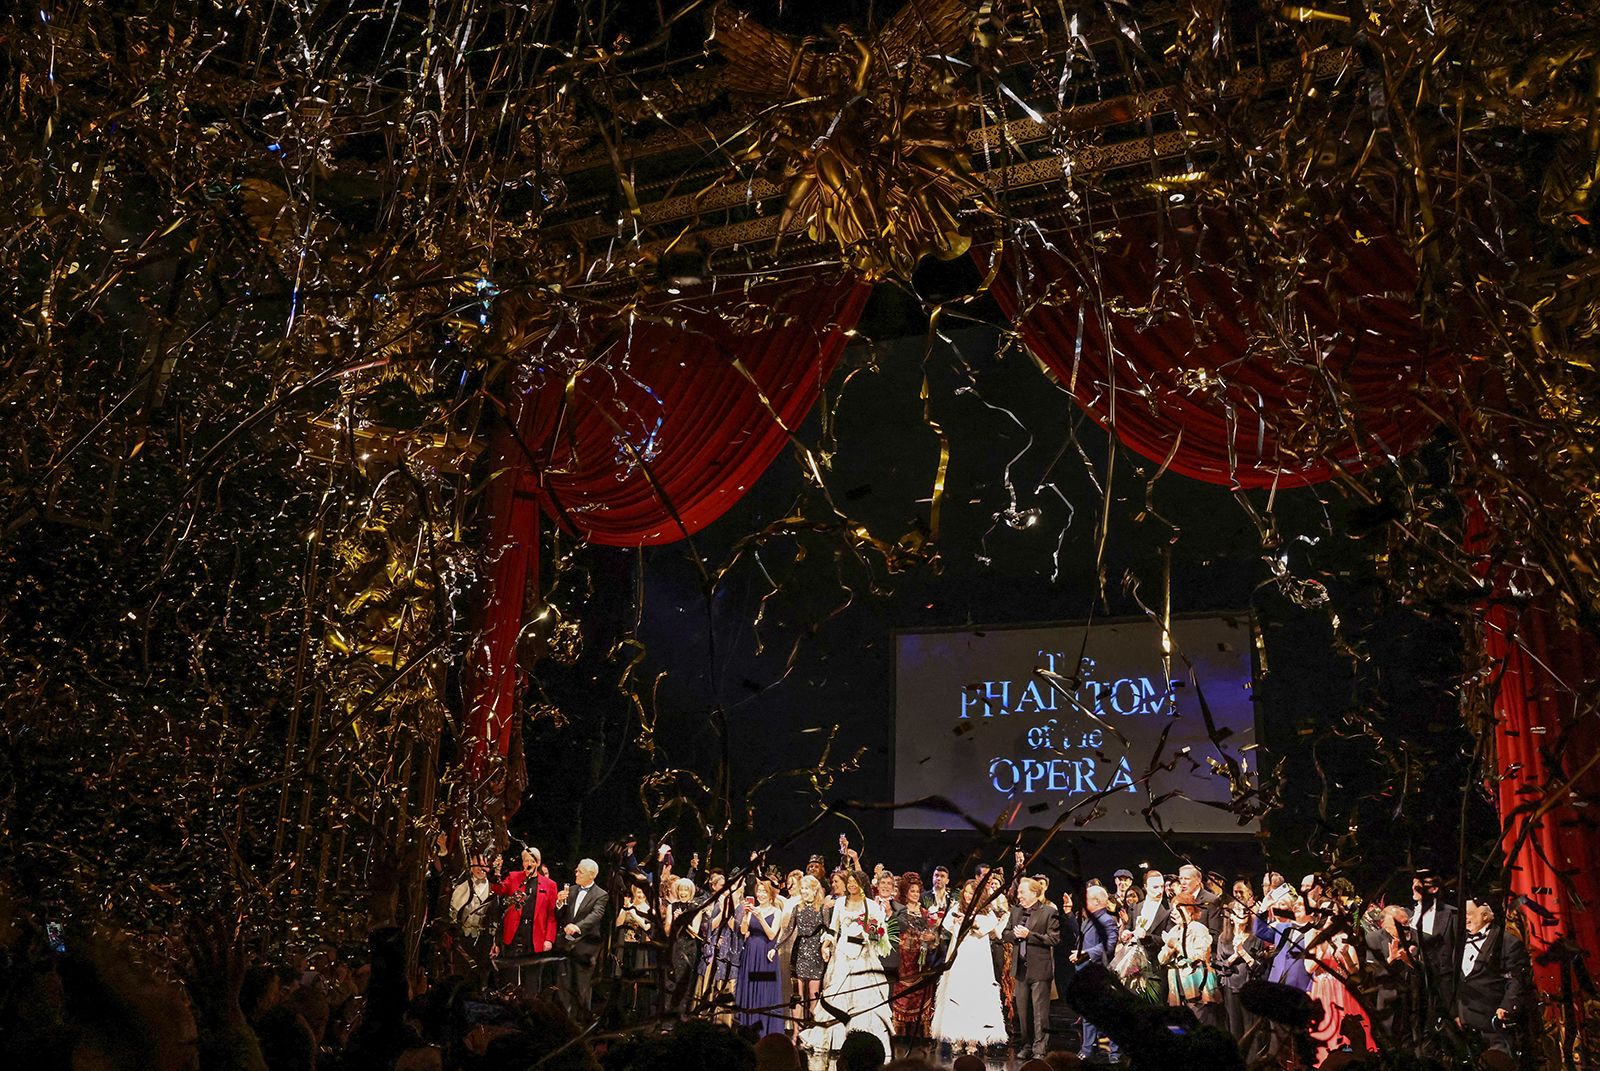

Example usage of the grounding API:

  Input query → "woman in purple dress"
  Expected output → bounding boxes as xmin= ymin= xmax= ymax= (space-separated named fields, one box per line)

xmin=736 ymin=878 xmax=785 ymax=1036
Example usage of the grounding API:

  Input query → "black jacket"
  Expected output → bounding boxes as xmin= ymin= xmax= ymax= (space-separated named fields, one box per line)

xmin=1455 ymin=926 xmax=1529 ymax=1031
xmin=1008 ymin=900 xmax=1063 ymax=982
xmin=556 ymin=883 xmax=610 ymax=963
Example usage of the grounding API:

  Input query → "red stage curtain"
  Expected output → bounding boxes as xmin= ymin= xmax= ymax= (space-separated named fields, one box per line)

xmin=1472 ymin=504 xmax=1600 ymax=993
xmin=988 ymin=213 xmax=1454 ymax=488
xmin=466 ymin=277 xmax=871 ymax=774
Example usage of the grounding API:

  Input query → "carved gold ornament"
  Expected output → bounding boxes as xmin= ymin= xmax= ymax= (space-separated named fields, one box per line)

xmin=712 ymin=0 xmax=987 ymax=278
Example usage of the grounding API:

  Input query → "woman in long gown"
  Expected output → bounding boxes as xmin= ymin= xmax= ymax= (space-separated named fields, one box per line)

xmin=736 ymin=879 xmax=785 ymax=1036
xmin=891 ymin=872 xmax=939 ymax=1039
xmin=810 ymin=869 xmax=893 ymax=1056
xmin=1307 ymin=931 xmax=1377 ymax=1064
xmin=930 ymin=879 xmax=1008 ymax=1056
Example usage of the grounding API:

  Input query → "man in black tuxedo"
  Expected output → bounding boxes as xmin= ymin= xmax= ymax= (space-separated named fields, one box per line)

xmin=1410 ymin=870 xmax=1460 ymax=1027
xmin=1177 ymin=864 xmax=1221 ymax=935
xmin=555 ymin=858 xmax=610 ymax=1012
xmin=1454 ymin=898 xmax=1529 ymax=1054
xmin=1009 ymin=876 xmax=1063 ymax=1059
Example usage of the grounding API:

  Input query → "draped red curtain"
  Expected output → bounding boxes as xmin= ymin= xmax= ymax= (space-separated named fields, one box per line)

xmin=988 ymin=212 xmax=1454 ymax=488
xmin=1470 ymin=505 xmax=1600 ymax=994
xmin=466 ymin=276 xmax=871 ymax=774
xmin=1484 ymin=600 xmax=1600 ymax=992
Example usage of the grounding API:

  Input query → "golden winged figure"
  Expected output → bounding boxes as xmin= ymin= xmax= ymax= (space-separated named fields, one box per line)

xmin=711 ymin=0 xmax=986 ymax=278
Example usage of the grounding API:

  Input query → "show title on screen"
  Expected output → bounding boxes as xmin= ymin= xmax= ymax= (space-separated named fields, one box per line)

xmin=958 ymin=651 xmax=1177 ymax=719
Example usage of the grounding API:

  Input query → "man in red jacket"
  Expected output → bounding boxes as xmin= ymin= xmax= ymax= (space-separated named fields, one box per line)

xmin=493 ymin=844 xmax=558 ymax=955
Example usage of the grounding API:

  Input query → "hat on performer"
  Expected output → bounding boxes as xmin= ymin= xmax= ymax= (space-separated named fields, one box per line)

xmin=1113 ymin=868 xmax=1133 ymax=880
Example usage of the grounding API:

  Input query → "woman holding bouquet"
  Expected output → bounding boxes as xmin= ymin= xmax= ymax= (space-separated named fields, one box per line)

xmin=930 ymin=879 xmax=1008 ymax=1056
xmin=809 ymin=869 xmax=893 ymax=1056
xmin=891 ymin=872 xmax=940 ymax=1040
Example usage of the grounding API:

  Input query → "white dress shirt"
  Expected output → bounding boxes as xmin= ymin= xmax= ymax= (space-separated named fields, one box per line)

xmin=1461 ymin=930 xmax=1487 ymax=975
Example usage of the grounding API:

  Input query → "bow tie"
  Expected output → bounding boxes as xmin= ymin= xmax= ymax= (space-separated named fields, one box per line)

xmin=1467 ymin=932 xmax=1486 ymax=944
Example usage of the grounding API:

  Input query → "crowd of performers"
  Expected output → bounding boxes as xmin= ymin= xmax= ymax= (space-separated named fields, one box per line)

xmin=443 ymin=835 xmax=1534 ymax=1066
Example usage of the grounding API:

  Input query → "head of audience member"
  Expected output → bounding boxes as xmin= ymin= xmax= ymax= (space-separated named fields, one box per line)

xmin=1017 ymin=876 xmax=1041 ymax=908
xmin=671 ymin=878 xmax=696 ymax=904
xmin=898 ymin=873 xmax=924 ymax=908
xmin=830 ymin=871 xmax=848 ymax=898
xmin=952 ymin=1054 xmax=987 ymax=1071
xmin=1464 ymin=898 xmax=1495 ymax=934
xmin=1178 ymin=864 xmax=1203 ymax=904
xmin=837 ymin=1029 xmax=886 ymax=1071
xmin=602 ymin=1019 xmax=754 ymax=1071
xmin=1085 ymin=883 xmax=1110 ymax=913
xmin=1144 ymin=868 xmax=1165 ymax=899
xmin=1044 ymin=1052 xmax=1084 ymax=1071
xmin=574 ymin=859 xmax=599 ymax=890
xmin=753 ymin=1032 xmax=802 ymax=1071
xmin=931 ymin=866 xmax=949 ymax=893
xmin=874 ymin=872 xmax=898 ymax=903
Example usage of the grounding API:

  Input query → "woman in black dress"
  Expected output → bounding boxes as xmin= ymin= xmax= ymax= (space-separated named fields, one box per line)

xmin=788 ymin=874 xmax=828 ymax=1041
xmin=665 ymin=877 xmax=701 ymax=1017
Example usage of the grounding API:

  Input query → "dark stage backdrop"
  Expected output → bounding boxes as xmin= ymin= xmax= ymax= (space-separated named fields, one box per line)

xmin=518 ymin=302 xmax=1487 ymax=893
xmin=893 ymin=616 xmax=1259 ymax=834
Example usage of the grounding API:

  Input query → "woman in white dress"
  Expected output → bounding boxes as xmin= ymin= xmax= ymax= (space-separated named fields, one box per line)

xmin=808 ymin=869 xmax=893 ymax=1056
xmin=930 ymin=878 xmax=1009 ymax=1055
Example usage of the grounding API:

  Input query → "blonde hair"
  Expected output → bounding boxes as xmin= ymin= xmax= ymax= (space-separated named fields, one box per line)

xmin=800 ymin=874 xmax=824 ymax=904
xmin=672 ymin=877 xmax=696 ymax=901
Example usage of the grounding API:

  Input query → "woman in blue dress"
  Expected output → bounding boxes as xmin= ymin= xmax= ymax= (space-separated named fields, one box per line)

xmin=736 ymin=878 xmax=785 ymax=1036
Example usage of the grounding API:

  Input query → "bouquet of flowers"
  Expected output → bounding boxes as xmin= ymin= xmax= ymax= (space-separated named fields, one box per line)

xmin=859 ymin=912 xmax=895 ymax=958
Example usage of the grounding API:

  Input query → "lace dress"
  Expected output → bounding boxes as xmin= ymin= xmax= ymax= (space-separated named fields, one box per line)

xmin=930 ymin=908 xmax=1008 ymax=1048
xmin=808 ymin=898 xmax=893 ymax=1054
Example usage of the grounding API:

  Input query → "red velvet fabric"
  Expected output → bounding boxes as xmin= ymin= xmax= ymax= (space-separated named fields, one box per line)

xmin=988 ymin=214 xmax=1454 ymax=488
xmin=1480 ymin=589 xmax=1600 ymax=992
xmin=466 ymin=277 xmax=870 ymax=770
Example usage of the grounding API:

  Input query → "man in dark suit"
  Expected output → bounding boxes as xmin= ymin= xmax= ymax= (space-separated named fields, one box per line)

xmin=1075 ymin=885 xmax=1122 ymax=1064
xmin=1362 ymin=904 xmax=1418 ymax=1046
xmin=1410 ymin=870 xmax=1460 ymax=1027
xmin=1455 ymin=898 xmax=1529 ymax=1054
xmin=555 ymin=858 xmax=610 ymax=1011
xmin=874 ymin=870 xmax=908 ymax=976
xmin=1009 ymin=876 xmax=1063 ymax=1059
xmin=1177 ymin=863 xmax=1221 ymax=935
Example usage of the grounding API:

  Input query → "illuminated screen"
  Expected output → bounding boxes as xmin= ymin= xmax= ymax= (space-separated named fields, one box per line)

xmin=892 ymin=615 xmax=1259 ymax=833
